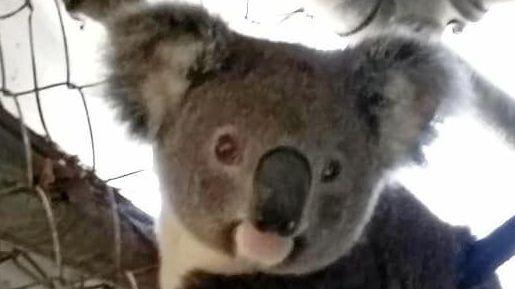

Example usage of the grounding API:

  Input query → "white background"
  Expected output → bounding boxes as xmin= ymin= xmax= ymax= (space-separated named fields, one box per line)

xmin=0 ymin=0 xmax=513 ymax=287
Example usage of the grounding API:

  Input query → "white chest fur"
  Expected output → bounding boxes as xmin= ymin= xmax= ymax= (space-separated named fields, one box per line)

xmin=157 ymin=204 xmax=254 ymax=289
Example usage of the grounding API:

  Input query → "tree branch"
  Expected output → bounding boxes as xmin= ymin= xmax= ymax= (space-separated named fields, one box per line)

xmin=0 ymin=105 xmax=158 ymax=289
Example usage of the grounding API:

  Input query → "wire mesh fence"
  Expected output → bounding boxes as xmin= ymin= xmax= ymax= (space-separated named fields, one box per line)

xmin=0 ymin=1 xmax=149 ymax=288
xmin=1 ymin=2 xmax=85 ymax=288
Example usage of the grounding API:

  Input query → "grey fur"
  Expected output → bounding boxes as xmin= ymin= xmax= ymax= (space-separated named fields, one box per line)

xmin=66 ymin=1 xmax=514 ymax=287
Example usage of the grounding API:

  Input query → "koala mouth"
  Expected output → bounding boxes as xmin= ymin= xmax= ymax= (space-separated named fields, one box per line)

xmin=234 ymin=220 xmax=295 ymax=267
xmin=231 ymin=220 xmax=308 ymax=271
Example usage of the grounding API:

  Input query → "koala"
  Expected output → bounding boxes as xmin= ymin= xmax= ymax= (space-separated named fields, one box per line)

xmin=64 ymin=1 xmax=515 ymax=289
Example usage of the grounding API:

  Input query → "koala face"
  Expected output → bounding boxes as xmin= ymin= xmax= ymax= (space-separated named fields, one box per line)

xmin=154 ymin=67 xmax=381 ymax=273
xmin=151 ymin=36 xmax=445 ymax=274
xmin=103 ymin=2 xmax=464 ymax=279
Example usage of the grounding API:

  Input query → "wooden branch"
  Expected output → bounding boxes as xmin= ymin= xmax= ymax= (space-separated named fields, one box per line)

xmin=0 ymin=105 xmax=158 ymax=289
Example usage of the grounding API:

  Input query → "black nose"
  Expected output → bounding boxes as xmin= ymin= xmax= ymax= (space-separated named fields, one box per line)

xmin=253 ymin=147 xmax=311 ymax=237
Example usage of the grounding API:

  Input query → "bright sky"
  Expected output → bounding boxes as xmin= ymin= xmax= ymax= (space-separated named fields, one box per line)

xmin=0 ymin=0 xmax=513 ymax=287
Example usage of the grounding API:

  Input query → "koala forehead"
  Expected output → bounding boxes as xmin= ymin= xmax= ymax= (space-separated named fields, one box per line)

xmin=162 ymin=37 xmax=369 ymax=143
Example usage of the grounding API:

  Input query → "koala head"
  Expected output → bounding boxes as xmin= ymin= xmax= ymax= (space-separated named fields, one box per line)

xmin=103 ymin=3 xmax=462 ymax=276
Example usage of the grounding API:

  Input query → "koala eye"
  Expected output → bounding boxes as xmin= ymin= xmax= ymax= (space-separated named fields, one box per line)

xmin=321 ymin=160 xmax=341 ymax=183
xmin=214 ymin=133 xmax=241 ymax=165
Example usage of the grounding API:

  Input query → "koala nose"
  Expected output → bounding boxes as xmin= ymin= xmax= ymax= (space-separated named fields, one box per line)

xmin=253 ymin=147 xmax=311 ymax=237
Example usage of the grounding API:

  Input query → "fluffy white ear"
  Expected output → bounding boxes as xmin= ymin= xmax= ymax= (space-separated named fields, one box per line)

xmin=347 ymin=35 xmax=471 ymax=165
xmin=101 ymin=3 xmax=230 ymax=139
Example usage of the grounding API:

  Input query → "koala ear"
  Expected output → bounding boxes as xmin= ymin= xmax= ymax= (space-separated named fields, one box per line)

xmin=349 ymin=35 xmax=469 ymax=165
xmin=104 ymin=3 xmax=231 ymax=139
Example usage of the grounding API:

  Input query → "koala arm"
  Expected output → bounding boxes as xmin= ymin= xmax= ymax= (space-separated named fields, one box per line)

xmin=303 ymin=0 xmax=514 ymax=39
xmin=471 ymin=71 xmax=515 ymax=147
xmin=63 ymin=0 xmax=143 ymax=21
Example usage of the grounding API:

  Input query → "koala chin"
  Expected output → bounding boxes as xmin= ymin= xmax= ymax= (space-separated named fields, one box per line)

xmin=66 ymin=1 xmax=515 ymax=288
